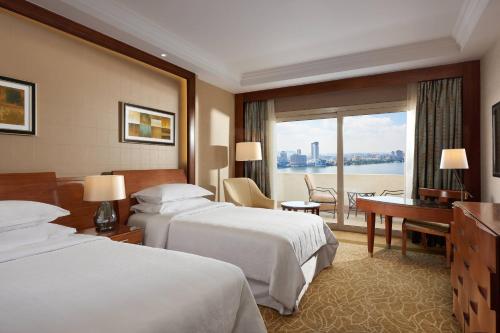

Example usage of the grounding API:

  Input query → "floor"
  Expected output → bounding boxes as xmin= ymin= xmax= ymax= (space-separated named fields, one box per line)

xmin=259 ymin=230 xmax=456 ymax=333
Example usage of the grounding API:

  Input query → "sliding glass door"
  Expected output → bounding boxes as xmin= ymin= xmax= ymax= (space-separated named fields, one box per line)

xmin=341 ymin=111 xmax=407 ymax=229
xmin=274 ymin=104 xmax=411 ymax=232
xmin=275 ymin=118 xmax=337 ymax=209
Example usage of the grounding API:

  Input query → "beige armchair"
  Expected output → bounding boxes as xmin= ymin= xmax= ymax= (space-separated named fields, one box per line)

xmin=304 ymin=174 xmax=337 ymax=217
xmin=223 ymin=178 xmax=275 ymax=209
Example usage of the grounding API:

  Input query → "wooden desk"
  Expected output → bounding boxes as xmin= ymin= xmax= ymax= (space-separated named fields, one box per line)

xmin=356 ymin=196 xmax=453 ymax=257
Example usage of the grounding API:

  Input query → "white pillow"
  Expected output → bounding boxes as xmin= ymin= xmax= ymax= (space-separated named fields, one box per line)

xmin=132 ymin=184 xmax=213 ymax=204
xmin=0 ymin=201 xmax=70 ymax=232
xmin=131 ymin=197 xmax=212 ymax=214
xmin=0 ymin=223 xmax=76 ymax=252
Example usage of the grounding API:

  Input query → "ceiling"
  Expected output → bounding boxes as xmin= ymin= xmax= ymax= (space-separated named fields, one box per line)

xmin=29 ymin=0 xmax=500 ymax=92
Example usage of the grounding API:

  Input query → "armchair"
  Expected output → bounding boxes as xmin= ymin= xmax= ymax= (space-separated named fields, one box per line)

xmin=304 ymin=174 xmax=337 ymax=217
xmin=223 ymin=178 xmax=275 ymax=209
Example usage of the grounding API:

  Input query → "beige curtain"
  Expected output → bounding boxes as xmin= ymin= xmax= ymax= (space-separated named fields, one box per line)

xmin=405 ymin=84 xmax=417 ymax=198
xmin=244 ymin=100 xmax=271 ymax=196
xmin=412 ymin=77 xmax=463 ymax=197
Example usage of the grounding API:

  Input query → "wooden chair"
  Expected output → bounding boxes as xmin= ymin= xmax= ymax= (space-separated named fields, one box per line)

xmin=402 ymin=188 xmax=470 ymax=266
xmin=304 ymin=174 xmax=337 ymax=217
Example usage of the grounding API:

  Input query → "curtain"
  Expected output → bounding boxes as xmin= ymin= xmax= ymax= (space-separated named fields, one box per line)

xmin=405 ymin=83 xmax=417 ymax=198
xmin=266 ymin=100 xmax=277 ymax=199
xmin=244 ymin=100 xmax=271 ymax=196
xmin=412 ymin=77 xmax=463 ymax=198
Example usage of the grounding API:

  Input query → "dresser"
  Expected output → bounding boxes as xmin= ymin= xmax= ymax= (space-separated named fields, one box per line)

xmin=452 ymin=202 xmax=499 ymax=333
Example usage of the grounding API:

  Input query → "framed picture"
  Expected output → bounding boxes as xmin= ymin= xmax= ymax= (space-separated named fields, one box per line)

xmin=493 ymin=101 xmax=500 ymax=177
xmin=0 ymin=75 xmax=35 ymax=135
xmin=120 ymin=103 xmax=175 ymax=145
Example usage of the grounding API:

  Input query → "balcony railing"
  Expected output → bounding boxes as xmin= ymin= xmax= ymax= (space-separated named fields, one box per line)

xmin=275 ymin=172 xmax=405 ymax=202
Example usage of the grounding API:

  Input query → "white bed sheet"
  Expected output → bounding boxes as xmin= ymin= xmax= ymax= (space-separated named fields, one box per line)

xmin=129 ymin=202 xmax=339 ymax=314
xmin=0 ymin=234 xmax=266 ymax=333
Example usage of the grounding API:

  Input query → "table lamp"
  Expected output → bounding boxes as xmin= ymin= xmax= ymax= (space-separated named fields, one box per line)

xmin=83 ymin=175 xmax=126 ymax=232
xmin=440 ymin=148 xmax=469 ymax=201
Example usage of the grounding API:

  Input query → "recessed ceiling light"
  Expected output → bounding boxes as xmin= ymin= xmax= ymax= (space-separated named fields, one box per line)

xmin=160 ymin=53 xmax=167 ymax=57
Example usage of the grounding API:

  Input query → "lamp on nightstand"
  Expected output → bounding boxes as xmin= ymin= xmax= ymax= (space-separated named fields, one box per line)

xmin=83 ymin=175 xmax=126 ymax=232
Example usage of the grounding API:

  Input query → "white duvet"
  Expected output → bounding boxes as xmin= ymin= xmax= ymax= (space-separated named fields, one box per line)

xmin=129 ymin=202 xmax=339 ymax=314
xmin=0 ymin=234 xmax=266 ymax=333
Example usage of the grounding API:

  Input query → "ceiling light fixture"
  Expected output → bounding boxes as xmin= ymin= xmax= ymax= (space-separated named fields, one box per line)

xmin=160 ymin=53 xmax=167 ymax=57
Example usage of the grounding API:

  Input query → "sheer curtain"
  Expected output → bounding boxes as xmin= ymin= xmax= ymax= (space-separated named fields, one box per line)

xmin=405 ymin=84 xmax=417 ymax=198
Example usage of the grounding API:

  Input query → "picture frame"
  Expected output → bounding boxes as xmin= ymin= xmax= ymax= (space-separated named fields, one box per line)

xmin=0 ymin=75 xmax=36 ymax=135
xmin=493 ymin=101 xmax=500 ymax=177
xmin=120 ymin=102 xmax=175 ymax=146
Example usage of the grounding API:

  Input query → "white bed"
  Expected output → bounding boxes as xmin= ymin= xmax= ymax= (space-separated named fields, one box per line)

xmin=0 ymin=233 xmax=267 ymax=333
xmin=128 ymin=201 xmax=339 ymax=315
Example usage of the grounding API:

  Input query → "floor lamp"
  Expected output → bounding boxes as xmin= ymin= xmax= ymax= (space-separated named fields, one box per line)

xmin=236 ymin=142 xmax=262 ymax=177
xmin=440 ymin=148 xmax=469 ymax=201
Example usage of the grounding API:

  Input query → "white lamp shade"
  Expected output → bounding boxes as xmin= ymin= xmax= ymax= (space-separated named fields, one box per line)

xmin=83 ymin=175 xmax=126 ymax=202
xmin=236 ymin=142 xmax=262 ymax=161
xmin=440 ymin=149 xmax=469 ymax=169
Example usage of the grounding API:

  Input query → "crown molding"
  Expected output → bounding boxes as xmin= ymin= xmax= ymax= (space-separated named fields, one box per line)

xmin=240 ymin=38 xmax=460 ymax=86
xmin=55 ymin=0 xmax=239 ymax=88
xmin=28 ymin=0 xmax=486 ymax=92
xmin=453 ymin=0 xmax=490 ymax=49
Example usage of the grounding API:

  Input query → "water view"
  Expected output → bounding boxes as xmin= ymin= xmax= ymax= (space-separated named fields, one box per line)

xmin=278 ymin=161 xmax=404 ymax=175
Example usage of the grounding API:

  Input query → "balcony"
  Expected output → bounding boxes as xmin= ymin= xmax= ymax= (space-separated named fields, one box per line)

xmin=275 ymin=172 xmax=405 ymax=233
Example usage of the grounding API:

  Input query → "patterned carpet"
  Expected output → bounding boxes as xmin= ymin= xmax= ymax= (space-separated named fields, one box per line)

xmin=259 ymin=240 xmax=459 ymax=333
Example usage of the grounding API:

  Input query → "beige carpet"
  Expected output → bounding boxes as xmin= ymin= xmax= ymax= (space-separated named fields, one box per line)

xmin=259 ymin=240 xmax=459 ymax=333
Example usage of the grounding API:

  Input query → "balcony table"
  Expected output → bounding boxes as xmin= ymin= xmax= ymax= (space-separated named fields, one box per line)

xmin=281 ymin=201 xmax=320 ymax=215
xmin=356 ymin=196 xmax=453 ymax=257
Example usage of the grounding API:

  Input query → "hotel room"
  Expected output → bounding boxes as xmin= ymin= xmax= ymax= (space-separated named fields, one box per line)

xmin=0 ymin=1 xmax=499 ymax=332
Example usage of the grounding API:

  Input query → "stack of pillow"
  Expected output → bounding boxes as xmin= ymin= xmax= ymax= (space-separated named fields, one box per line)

xmin=0 ymin=201 xmax=75 ymax=252
xmin=131 ymin=183 xmax=214 ymax=215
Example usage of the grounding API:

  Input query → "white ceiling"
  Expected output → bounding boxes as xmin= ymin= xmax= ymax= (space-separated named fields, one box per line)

xmin=29 ymin=0 xmax=500 ymax=92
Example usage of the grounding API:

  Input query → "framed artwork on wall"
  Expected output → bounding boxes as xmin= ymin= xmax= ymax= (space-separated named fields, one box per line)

xmin=0 ymin=75 xmax=36 ymax=135
xmin=120 ymin=102 xmax=175 ymax=146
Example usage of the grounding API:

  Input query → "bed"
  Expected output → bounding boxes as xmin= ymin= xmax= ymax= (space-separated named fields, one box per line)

xmin=0 ymin=172 xmax=266 ymax=333
xmin=113 ymin=169 xmax=339 ymax=315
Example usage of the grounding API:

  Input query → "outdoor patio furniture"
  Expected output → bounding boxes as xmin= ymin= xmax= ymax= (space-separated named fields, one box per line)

xmin=346 ymin=191 xmax=375 ymax=219
xmin=304 ymin=174 xmax=337 ymax=217
xmin=379 ymin=189 xmax=404 ymax=222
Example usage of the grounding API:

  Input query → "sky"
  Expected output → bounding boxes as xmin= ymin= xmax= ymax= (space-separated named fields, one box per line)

xmin=276 ymin=112 xmax=407 ymax=155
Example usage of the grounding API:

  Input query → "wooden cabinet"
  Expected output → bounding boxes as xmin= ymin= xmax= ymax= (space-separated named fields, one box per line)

xmin=452 ymin=203 xmax=499 ymax=333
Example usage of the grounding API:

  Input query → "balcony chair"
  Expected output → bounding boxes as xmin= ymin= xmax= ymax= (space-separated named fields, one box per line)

xmin=346 ymin=191 xmax=375 ymax=220
xmin=378 ymin=189 xmax=405 ymax=222
xmin=304 ymin=174 xmax=337 ymax=217
xmin=223 ymin=178 xmax=275 ymax=209
xmin=402 ymin=188 xmax=471 ymax=267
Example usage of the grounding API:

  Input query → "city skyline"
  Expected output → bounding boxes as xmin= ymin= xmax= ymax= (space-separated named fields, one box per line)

xmin=276 ymin=112 xmax=407 ymax=154
xmin=277 ymin=140 xmax=404 ymax=169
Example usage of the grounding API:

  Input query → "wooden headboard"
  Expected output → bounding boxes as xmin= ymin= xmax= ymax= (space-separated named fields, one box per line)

xmin=0 ymin=172 xmax=58 ymax=204
xmin=112 ymin=169 xmax=187 ymax=225
xmin=56 ymin=177 xmax=100 ymax=230
xmin=0 ymin=172 xmax=99 ymax=230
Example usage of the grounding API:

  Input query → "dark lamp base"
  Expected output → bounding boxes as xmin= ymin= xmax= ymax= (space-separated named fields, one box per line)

xmin=94 ymin=201 xmax=117 ymax=232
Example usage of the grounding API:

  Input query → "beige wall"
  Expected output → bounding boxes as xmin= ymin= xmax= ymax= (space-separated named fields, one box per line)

xmin=481 ymin=37 xmax=500 ymax=202
xmin=0 ymin=10 xmax=183 ymax=177
xmin=195 ymin=79 xmax=235 ymax=201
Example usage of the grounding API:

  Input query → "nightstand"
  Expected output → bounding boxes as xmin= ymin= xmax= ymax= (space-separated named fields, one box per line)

xmin=79 ymin=225 xmax=144 ymax=245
